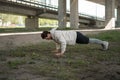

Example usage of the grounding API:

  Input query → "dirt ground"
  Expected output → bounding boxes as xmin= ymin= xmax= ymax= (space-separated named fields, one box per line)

xmin=0 ymin=29 xmax=120 ymax=80
xmin=0 ymin=51 xmax=120 ymax=80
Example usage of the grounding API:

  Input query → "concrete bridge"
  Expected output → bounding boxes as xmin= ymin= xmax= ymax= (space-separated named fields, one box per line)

xmin=87 ymin=0 xmax=120 ymax=29
xmin=0 ymin=0 xmax=104 ymax=29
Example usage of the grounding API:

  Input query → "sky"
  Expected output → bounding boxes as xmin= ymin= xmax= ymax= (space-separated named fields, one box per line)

xmin=49 ymin=0 xmax=105 ymax=18
xmin=79 ymin=0 xmax=105 ymax=18
xmin=67 ymin=0 xmax=105 ymax=18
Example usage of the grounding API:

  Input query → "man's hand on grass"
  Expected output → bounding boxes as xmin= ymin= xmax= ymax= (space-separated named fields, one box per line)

xmin=52 ymin=49 xmax=64 ymax=57
xmin=55 ymin=53 xmax=64 ymax=57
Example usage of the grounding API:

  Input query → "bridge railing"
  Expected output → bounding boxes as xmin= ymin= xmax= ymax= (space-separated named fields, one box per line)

xmin=8 ymin=0 xmax=58 ymax=11
xmin=7 ymin=0 xmax=105 ymax=21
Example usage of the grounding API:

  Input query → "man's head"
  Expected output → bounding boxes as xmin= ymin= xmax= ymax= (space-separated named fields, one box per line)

xmin=41 ymin=31 xmax=52 ymax=40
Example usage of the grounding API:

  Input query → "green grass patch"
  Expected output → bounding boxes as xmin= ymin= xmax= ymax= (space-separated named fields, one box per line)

xmin=8 ymin=51 xmax=26 ymax=57
xmin=0 ymin=30 xmax=120 ymax=80
xmin=89 ymin=30 xmax=120 ymax=42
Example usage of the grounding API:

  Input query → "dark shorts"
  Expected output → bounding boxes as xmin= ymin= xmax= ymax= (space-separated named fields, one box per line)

xmin=76 ymin=32 xmax=89 ymax=44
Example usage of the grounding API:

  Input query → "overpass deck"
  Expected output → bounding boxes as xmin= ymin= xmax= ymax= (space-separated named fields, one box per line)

xmin=0 ymin=0 xmax=104 ymax=22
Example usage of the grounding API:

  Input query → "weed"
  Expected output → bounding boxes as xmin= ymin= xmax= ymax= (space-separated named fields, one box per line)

xmin=7 ymin=60 xmax=26 ymax=69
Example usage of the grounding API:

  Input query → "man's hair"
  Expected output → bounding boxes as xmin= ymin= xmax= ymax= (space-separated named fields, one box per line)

xmin=41 ymin=31 xmax=50 ymax=39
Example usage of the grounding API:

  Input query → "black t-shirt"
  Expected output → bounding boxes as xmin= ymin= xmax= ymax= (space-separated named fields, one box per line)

xmin=76 ymin=32 xmax=89 ymax=44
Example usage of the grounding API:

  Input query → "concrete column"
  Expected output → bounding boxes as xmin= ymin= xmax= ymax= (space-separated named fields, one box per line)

xmin=70 ymin=0 xmax=79 ymax=29
xmin=105 ymin=0 xmax=115 ymax=29
xmin=25 ymin=16 xmax=38 ymax=29
xmin=116 ymin=6 xmax=120 ymax=27
xmin=58 ymin=0 xmax=66 ymax=28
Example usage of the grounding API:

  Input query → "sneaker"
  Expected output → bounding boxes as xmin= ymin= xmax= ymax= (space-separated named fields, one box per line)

xmin=101 ymin=41 xmax=109 ymax=50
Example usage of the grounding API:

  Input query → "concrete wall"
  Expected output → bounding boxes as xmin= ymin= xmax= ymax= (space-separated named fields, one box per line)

xmin=25 ymin=16 xmax=39 ymax=29
xmin=96 ymin=20 xmax=105 ymax=28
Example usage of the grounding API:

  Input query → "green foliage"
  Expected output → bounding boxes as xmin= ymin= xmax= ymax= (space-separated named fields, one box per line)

xmin=39 ymin=18 xmax=58 ymax=26
xmin=0 ymin=13 xmax=58 ymax=28
xmin=0 ymin=13 xmax=25 ymax=25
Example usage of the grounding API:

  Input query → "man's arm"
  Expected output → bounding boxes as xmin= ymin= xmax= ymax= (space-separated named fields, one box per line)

xmin=52 ymin=42 xmax=60 ymax=53
xmin=55 ymin=36 xmax=66 ymax=56
xmin=56 ymin=42 xmax=60 ymax=50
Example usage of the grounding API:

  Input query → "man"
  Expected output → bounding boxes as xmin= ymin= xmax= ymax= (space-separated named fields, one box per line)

xmin=41 ymin=28 xmax=109 ymax=57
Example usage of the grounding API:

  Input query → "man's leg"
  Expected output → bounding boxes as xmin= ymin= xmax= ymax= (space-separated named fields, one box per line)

xmin=89 ymin=38 xmax=109 ymax=50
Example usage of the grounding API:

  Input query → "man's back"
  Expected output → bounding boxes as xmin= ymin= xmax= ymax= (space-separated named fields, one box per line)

xmin=50 ymin=30 xmax=77 ymax=45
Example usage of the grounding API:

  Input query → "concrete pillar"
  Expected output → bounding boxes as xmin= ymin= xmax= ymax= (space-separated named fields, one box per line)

xmin=25 ymin=16 xmax=38 ymax=29
xmin=116 ymin=6 xmax=120 ymax=27
xmin=58 ymin=0 xmax=66 ymax=28
xmin=105 ymin=0 xmax=115 ymax=29
xmin=70 ymin=0 xmax=79 ymax=29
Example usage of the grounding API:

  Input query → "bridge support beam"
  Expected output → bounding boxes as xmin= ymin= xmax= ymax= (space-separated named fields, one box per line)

xmin=58 ymin=0 xmax=66 ymax=28
xmin=116 ymin=6 xmax=120 ymax=27
xmin=70 ymin=0 xmax=79 ymax=29
xmin=25 ymin=16 xmax=38 ymax=29
xmin=105 ymin=0 xmax=115 ymax=29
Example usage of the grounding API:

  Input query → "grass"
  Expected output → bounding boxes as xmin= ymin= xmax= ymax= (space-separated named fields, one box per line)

xmin=7 ymin=60 xmax=26 ymax=69
xmin=0 ymin=27 xmax=75 ymax=33
xmin=0 ymin=27 xmax=53 ymax=33
xmin=0 ymin=30 xmax=120 ymax=80
xmin=0 ymin=27 xmax=103 ymax=33
xmin=89 ymin=30 xmax=120 ymax=42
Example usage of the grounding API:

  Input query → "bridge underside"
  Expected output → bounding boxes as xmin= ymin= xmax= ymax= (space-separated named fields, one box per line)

xmin=87 ymin=0 xmax=120 ymax=29
xmin=0 ymin=0 xmax=102 ymax=29
xmin=1 ymin=0 xmax=120 ymax=29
